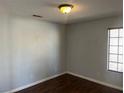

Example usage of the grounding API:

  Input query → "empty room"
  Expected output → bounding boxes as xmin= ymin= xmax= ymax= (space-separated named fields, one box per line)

xmin=0 ymin=0 xmax=123 ymax=93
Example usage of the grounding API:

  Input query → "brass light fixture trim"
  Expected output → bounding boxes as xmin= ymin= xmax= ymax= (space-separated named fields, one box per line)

xmin=58 ymin=4 xmax=74 ymax=14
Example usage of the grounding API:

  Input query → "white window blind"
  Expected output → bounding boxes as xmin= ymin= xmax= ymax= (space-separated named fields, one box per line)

xmin=107 ymin=28 xmax=123 ymax=72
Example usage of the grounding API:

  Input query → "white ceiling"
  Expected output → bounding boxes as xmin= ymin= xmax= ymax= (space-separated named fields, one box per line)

xmin=0 ymin=0 xmax=123 ymax=24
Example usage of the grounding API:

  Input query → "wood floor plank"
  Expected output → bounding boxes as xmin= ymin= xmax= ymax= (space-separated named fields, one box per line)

xmin=15 ymin=74 xmax=122 ymax=93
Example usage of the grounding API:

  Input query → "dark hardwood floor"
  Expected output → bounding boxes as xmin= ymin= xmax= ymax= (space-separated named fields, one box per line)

xmin=15 ymin=74 xmax=122 ymax=93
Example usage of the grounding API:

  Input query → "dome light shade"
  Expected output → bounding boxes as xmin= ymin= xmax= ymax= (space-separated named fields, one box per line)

xmin=58 ymin=4 xmax=73 ymax=14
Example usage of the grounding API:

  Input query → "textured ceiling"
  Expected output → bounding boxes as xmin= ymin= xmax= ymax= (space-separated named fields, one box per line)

xmin=0 ymin=0 xmax=123 ymax=24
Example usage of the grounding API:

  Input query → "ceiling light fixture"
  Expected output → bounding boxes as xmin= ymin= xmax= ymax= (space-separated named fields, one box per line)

xmin=58 ymin=4 xmax=73 ymax=14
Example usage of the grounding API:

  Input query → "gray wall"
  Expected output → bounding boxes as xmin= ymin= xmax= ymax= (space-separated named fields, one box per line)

xmin=0 ymin=13 xmax=66 ymax=93
xmin=0 ymin=12 xmax=123 ymax=93
xmin=66 ymin=16 xmax=123 ymax=88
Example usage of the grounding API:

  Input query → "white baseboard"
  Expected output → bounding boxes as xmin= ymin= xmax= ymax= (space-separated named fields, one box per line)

xmin=67 ymin=71 xmax=123 ymax=91
xmin=4 ymin=71 xmax=122 ymax=93
xmin=4 ymin=72 xmax=66 ymax=93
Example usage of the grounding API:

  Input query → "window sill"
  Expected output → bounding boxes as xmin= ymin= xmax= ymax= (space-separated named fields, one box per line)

xmin=107 ymin=69 xmax=123 ymax=73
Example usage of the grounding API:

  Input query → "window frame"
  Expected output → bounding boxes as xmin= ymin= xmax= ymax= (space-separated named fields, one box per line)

xmin=107 ymin=27 xmax=123 ymax=73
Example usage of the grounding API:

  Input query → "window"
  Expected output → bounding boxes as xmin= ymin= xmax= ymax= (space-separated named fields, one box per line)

xmin=107 ymin=28 xmax=123 ymax=72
